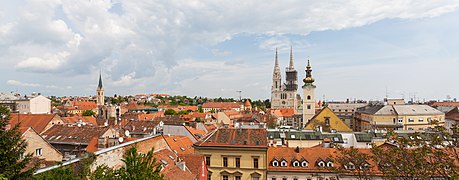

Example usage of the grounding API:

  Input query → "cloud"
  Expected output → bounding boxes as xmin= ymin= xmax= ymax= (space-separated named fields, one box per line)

xmin=7 ymin=80 xmax=40 ymax=87
xmin=1 ymin=1 xmax=459 ymax=98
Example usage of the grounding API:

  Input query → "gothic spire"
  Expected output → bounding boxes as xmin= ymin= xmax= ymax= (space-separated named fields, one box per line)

xmin=98 ymin=72 xmax=103 ymax=89
xmin=273 ymin=48 xmax=280 ymax=72
xmin=289 ymin=46 xmax=294 ymax=69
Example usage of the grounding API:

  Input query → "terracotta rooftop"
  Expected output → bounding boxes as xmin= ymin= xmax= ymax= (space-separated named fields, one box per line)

xmin=185 ymin=126 xmax=207 ymax=140
xmin=9 ymin=113 xmax=58 ymax=134
xmin=41 ymin=125 xmax=108 ymax=145
xmin=194 ymin=128 xmax=267 ymax=148
xmin=61 ymin=116 xmax=97 ymax=125
xmin=163 ymin=135 xmax=194 ymax=154
xmin=244 ymin=99 xmax=252 ymax=107
xmin=72 ymin=101 xmax=97 ymax=110
xmin=202 ymin=102 xmax=241 ymax=109
xmin=124 ymin=120 xmax=159 ymax=135
xmin=431 ymin=102 xmax=459 ymax=107
xmin=154 ymin=149 xmax=196 ymax=180
xmin=155 ymin=115 xmax=185 ymax=125
xmin=178 ymin=154 xmax=206 ymax=179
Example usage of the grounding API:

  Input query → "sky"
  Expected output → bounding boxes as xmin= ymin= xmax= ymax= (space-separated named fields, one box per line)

xmin=1 ymin=0 xmax=459 ymax=101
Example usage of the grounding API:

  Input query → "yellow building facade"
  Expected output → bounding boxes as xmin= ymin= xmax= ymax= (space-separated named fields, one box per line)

xmin=305 ymin=107 xmax=352 ymax=132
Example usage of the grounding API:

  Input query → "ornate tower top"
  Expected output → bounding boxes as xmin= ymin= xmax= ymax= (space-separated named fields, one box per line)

xmin=273 ymin=48 xmax=281 ymax=78
xmin=97 ymin=73 xmax=103 ymax=90
xmin=303 ymin=60 xmax=315 ymax=84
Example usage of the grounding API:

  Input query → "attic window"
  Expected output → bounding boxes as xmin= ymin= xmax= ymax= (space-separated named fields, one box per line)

xmin=301 ymin=161 xmax=308 ymax=167
xmin=333 ymin=137 xmax=339 ymax=142
xmin=168 ymin=155 xmax=175 ymax=160
xmin=290 ymin=134 xmax=296 ymax=139
xmin=327 ymin=162 xmax=334 ymax=167
xmin=345 ymin=162 xmax=355 ymax=170
xmin=280 ymin=160 xmax=287 ymax=167
xmin=272 ymin=160 xmax=279 ymax=167
xmin=318 ymin=161 xmax=325 ymax=167
xmin=180 ymin=147 xmax=185 ymax=151
xmin=292 ymin=161 xmax=300 ymax=167
xmin=173 ymin=138 xmax=177 ymax=142
xmin=160 ymin=159 xmax=168 ymax=165
xmin=243 ymin=140 xmax=247 ymax=145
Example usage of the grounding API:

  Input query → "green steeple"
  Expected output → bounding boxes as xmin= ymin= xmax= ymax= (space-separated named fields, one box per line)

xmin=98 ymin=73 xmax=103 ymax=89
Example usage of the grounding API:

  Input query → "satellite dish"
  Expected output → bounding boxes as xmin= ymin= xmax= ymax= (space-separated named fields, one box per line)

xmin=125 ymin=130 xmax=130 ymax=137
xmin=77 ymin=124 xmax=82 ymax=127
xmin=104 ymin=122 xmax=108 ymax=127
xmin=118 ymin=137 xmax=124 ymax=143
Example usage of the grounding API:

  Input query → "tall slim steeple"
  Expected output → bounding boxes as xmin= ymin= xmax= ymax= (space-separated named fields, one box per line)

xmin=96 ymin=72 xmax=105 ymax=106
xmin=288 ymin=46 xmax=294 ymax=70
xmin=272 ymin=48 xmax=282 ymax=91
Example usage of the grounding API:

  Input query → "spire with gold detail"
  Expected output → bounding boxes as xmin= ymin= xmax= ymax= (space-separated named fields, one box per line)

xmin=303 ymin=60 xmax=315 ymax=84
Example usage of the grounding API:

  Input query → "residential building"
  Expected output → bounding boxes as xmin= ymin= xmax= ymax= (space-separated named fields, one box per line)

xmin=194 ymin=128 xmax=268 ymax=180
xmin=16 ymin=95 xmax=51 ymax=114
xmin=444 ymin=107 xmax=459 ymax=133
xmin=327 ymin=101 xmax=367 ymax=129
xmin=305 ymin=107 xmax=352 ymax=132
xmin=0 ymin=92 xmax=19 ymax=111
xmin=19 ymin=127 xmax=63 ymax=163
xmin=271 ymin=47 xmax=301 ymax=112
xmin=9 ymin=113 xmax=64 ymax=134
xmin=202 ymin=102 xmax=242 ymax=112
xmin=355 ymin=104 xmax=445 ymax=131
xmin=267 ymin=129 xmax=344 ymax=148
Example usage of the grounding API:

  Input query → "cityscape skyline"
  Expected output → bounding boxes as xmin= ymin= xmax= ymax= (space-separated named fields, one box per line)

xmin=1 ymin=1 xmax=459 ymax=101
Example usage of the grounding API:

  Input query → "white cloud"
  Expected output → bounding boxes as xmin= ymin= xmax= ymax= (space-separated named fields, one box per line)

xmin=7 ymin=80 xmax=40 ymax=87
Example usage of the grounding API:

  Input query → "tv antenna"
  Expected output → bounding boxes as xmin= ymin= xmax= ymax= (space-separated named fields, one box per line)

xmin=236 ymin=90 xmax=242 ymax=101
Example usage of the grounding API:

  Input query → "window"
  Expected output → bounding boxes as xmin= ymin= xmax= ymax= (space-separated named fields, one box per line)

xmin=282 ymin=178 xmax=287 ymax=180
xmin=408 ymin=118 xmax=414 ymax=122
xmin=35 ymin=148 xmax=42 ymax=156
xmin=272 ymin=160 xmax=279 ymax=167
xmin=293 ymin=161 xmax=299 ymax=167
xmin=307 ymin=105 xmax=311 ymax=109
xmin=427 ymin=117 xmax=432 ymax=122
xmin=318 ymin=161 xmax=325 ymax=167
xmin=408 ymin=127 xmax=414 ymax=130
xmin=418 ymin=118 xmax=423 ymax=122
xmin=327 ymin=162 xmax=334 ymax=167
xmin=398 ymin=118 xmax=403 ymax=123
xmin=206 ymin=156 xmax=211 ymax=166
xmin=235 ymin=176 xmax=241 ymax=180
xmin=307 ymin=95 xmax=311 ymax=100
xmin=223 ymin=157 xmax=228 ymax=167
xmin=223 ymin=175 xmax=228 ymax=180
xmin=253 ymin=177 xmax=259 ymax=180
xmin=208 ymin=171 xmax=212 ymax=180
xmin=281 ymin=160 xmax=287 ymax=167
xmin=272 ymin=178 xmax=277 ymax=180
xmin=253 ymin=158 xmax=259 ymax=169
xmin=324 ymin=117 xmax=330 ymax=126
xmin=236 ymin=157 xmax=240 ymax=168
xmin=293 ymin=178 xmax=298 ymax=180
xmin=301 ymin=161 xmax=308 ymax=167
xmin=345 ymin=163 xmax=355 ymax=170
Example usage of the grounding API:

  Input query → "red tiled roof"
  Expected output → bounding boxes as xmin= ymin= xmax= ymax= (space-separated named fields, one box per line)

xmin=163 ymin=135 xmax=194 ymax=154
xmin=9 ymin=113 xmax=58 ymax=134
xmin=61 ymin=116 xmax=97 ymax=125
xmin=154 ymin=149 xmax=196 ymax=180
xmin=244 ymin=100 xmax=252 ymax=107
xmin=178 ymin=154 xmax=206 ymax=179
xmin=202 ymin=102 xmax=241 ymax=109
xmin=185 ymin=126 xmax=207 ymax=140
xmin=194 ymin=128 xmax=267 ymax=148
xmin=124 ymin=120 xmax=159 ymax=135
xmin=86 ymin=137 xmax=99 ymax=153
xmin=41 ymin=125 xmax=108 ymax=144
xmin=431 ymin=102 xmax=459 ymax=107
xmin=73 ymin=101 xmax=97 ymax=110
xmin=137 ymin=112 xmax=165 ymax=120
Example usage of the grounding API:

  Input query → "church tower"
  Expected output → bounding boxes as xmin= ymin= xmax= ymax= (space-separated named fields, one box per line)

xmin=302 ymin=60 xmax=316 ymax=122
xmin=271 ymin=48 xmax=282 ymax=108
xmin=285 ymin=46 xmax=298 ymax=112
xmin=96 ymin=73 xmax=105 ymax=106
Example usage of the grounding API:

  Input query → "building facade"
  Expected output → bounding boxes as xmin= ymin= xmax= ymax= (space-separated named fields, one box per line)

xmin=302 ymin=60 xmax=316 ymax=122
xmin=16 ymin=95 xmax=51 ymax=114
xmin=271 ymin=47 xmax=300 ymax=113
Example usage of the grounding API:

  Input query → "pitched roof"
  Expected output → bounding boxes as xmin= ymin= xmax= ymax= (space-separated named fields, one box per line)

xmin=72 ymin=101 xmax=97 ymax=110
xmin=124 ymin=120 xmax=160 ymax=135
xmin=61 ymin=116 xmax=97 ymax=125
xmin=392 ymin=105 xmax=443 ymax=116
xmin=41 ymin=125 xmax=108 ymax=145
xmin=9 ymin=113 xmax=58 ymax=134
xmin=305 ymin=107 xmax=352 ymax=132
xmin=154 ymin=149 xmax=196 ymax=180
xmin=431 ymin=102 xmax=459 ymax=107
xmin=185 ymin=126 xmax=207 ymax=140
xmin=202 ymin=102 xmax=241 ymax=109
xmin=178 ymin=154 xmax=206 ymax=179
xmin=194 ymin=128 xmax=267 ymax=148
xmin=163 ymin=135 xmax=194 ymax=154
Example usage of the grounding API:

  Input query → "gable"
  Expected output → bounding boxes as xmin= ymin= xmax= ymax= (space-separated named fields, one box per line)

xmin=305 ymin=107 xmax=352 ymax=132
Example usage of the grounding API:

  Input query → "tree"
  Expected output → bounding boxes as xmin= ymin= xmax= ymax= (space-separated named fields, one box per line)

xmin=164 ymin=109 xmax=176 ymax=115
xmin=82 ymin=110 xmax=96 ymax=116
xmin=116 ymin=146 xmax=163 ymax=180
xmin=330 ymin=145 xmax=374 ymax=180
xmin=0 ymin=106 xmax=36 ymax=179
xmin=266 ymin=113 xmax=277 ymax=129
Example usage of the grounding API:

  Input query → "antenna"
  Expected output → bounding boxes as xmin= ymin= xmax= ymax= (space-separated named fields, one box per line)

xmin=236 ymin=90 xmax=242 ymax=101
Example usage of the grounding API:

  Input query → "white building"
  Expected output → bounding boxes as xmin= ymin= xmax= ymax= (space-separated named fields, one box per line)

xmin=16 ymin=95 xmax=51 ymax=114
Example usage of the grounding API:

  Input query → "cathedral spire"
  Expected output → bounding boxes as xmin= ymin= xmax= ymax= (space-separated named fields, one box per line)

xmin=273 ymin=48 xmax=281 ymax=75
xmin=289 ymin=46 xmax=294 ymax=69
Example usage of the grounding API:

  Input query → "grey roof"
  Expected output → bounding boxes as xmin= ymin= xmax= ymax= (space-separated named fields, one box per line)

xmin=393 ymin=105 xmax=443 ymax=115
xmin=267 ymin=130 xmax=343 ymax=143
xmin=435 ymin=106 xmax=457 ymax=114
xmin=0 ymin=92 xmax=19 ymax=102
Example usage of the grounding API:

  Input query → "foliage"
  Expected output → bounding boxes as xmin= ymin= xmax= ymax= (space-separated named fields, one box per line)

xmin=164 ymin=109 xmax=176 ymax=115
xmin=116 ymin=146 xmax=163 ymax=180
xmin=0 ymin=106 xmax=37 ymax=180
xmin=82 ymin=110 xmax=96 ymax=116
xmin=35 ymin=153 xmax=95 ymax=180
xmin=266 ymin=113 xmax=277 ymax=129
xmin=330 ymin=145 xmax=374 ymax=180
xmin=198 ymin=106 xmax=204 ymax=113
xmin=90 ymin=165 xmax=116 ymax=180
xmin=34 ymin=166 xmax=78 ymax=180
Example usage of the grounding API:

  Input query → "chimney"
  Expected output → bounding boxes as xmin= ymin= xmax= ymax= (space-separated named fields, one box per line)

xmin=323 ymin=138 xmax=331 ymax=148
xmin=295 ymin=146 xmax=300 ymax=153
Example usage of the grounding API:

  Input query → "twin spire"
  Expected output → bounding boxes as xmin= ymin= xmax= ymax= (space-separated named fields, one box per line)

xmin=273 ymin=46 xmax=295 ymax=71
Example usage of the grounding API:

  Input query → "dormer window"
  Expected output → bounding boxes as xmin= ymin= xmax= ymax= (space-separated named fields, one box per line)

xmin=280 ymin=160 xmax=288 ymax=167
xmin=301 ymin=161 xmax=308 ymax=167
xmin=345 ymin=162 xmax=355 ymax=170
xmin=292 ymin=161 xmax=299 ymax=167
xmin=272 ymin=160 xmax=279 ymax=167
xmin=327 ymin=162 xmax=334 ymax=167
xmin=318 ymin=161 xmax=325 ymax=167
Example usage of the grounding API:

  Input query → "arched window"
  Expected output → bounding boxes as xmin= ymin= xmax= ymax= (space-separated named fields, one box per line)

xmin=307 ymin=95 xmax=311 ymax=100
xmin=318 ymin=161 xmax=325 ymax=167
xmin=345 ymin=162 xmax=355 ymax=170
xmin=292 ymin=161 xmax=299 ymax=167
xmin=301 ymin=161 xmax=308 ymax=167
xmin=272 ymin=160 xmax=279 ymax=167
xmin=327 ymin=162 xmax=334 ymax=167
xmin=280 ymin=160 xmax=287 ymax=167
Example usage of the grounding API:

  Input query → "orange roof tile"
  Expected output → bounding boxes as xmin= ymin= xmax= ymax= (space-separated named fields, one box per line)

xmin=431 ymin=102 xmax=459 ymax=107
xmin=195 ymin=128 xmax=267 ymax=148
xmin=73 ymin=101 xmax=97 ymax=110
xmin=9 ymin=113 xmax=58 ymax=134
xmin=61 ymin=116 xmax=97 ymax=125
xmin=163 ymin=135 xmax=195 ymax=154
xmin=154 ymin=149 xmax=196 ymax=180
xmin=185 ymin=126 xmax=207 ymax=140
xmin=202 ymin=102 xmax=241 ymax=109
xmin=178 ymin=154 xmax=207 ymax=179
xmin=86 ymin=137 xmax=99 ymax=153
